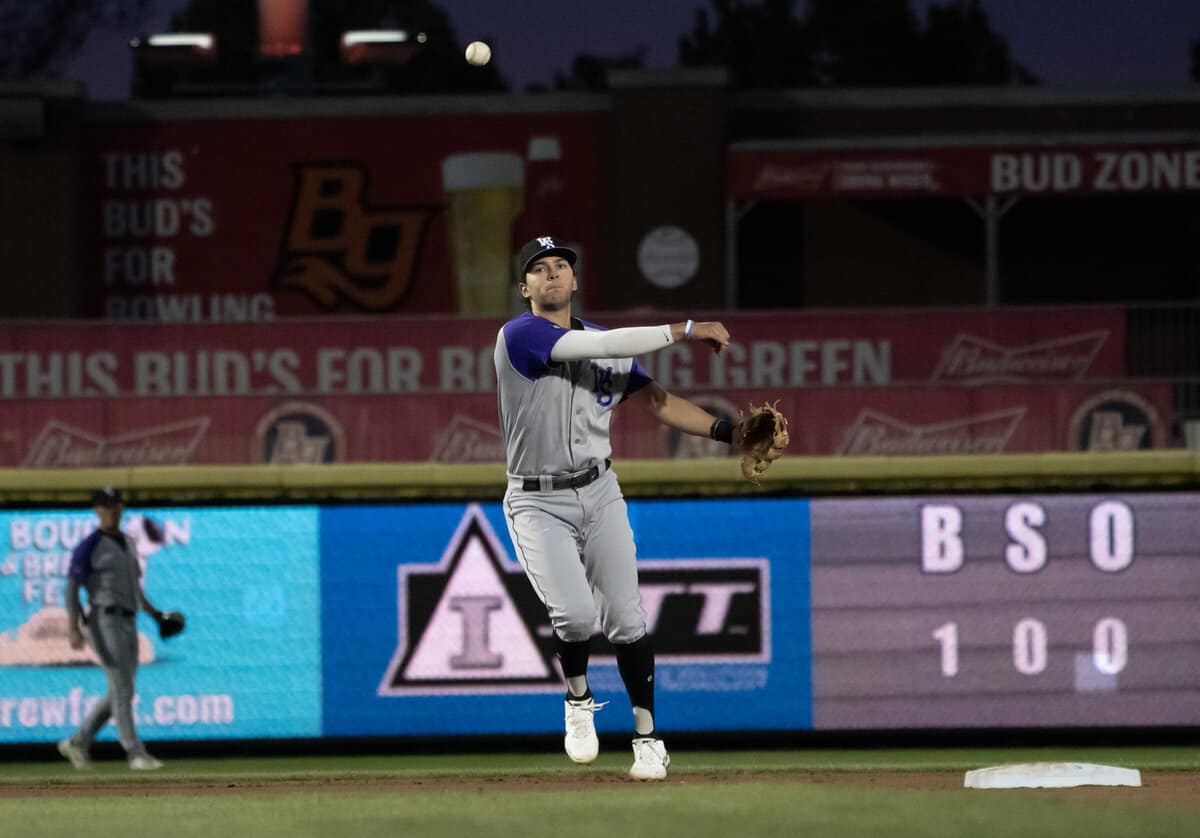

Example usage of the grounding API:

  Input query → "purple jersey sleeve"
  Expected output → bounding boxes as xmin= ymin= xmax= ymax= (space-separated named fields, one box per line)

xmin=68 ymin=530 xmax=103 ymax=581
xmin=622 ymin=358 xmax=653 ymax=399
xmin=501 ymin=313 xmax=569 ymax=380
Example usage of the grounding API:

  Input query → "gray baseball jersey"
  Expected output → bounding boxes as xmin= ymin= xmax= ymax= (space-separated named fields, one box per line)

xmin=69 ymin=529 xmax=140 ymax=612
xmin=494 ymin=312 xmax=652 ymax=644
xmin=494 ymin=312 xmax=651 ymax=476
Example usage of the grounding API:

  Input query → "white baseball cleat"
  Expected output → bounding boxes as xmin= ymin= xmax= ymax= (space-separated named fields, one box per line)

xmin=128 ymin=753 xmax=164 ymax=771
xmin=564 ymin=696 xmax=605 ymax=764
xmin=629 ymin=737 xmax=669 ymax=781
xmin=57 ymin=738 xmax=91 ymax=770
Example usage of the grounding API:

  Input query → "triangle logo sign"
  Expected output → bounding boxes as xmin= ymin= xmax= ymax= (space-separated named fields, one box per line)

xmin=378 ymin=504 xmax=562 ymax=695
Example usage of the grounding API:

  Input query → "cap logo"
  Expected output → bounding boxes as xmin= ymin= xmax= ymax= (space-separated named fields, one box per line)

xmin=537 ymin=236 xmax=555 ymax=247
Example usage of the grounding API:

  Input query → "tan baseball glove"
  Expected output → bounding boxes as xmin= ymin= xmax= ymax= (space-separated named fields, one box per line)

xmin=737 ymin=401 xmax=790 ymax=480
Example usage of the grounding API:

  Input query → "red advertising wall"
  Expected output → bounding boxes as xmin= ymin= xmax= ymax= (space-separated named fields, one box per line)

xmin=81 ymin=109 xmax=600 ymax=320
xmin=627 ymin=307 xmax=1125 ymax=386
xmin=1 ymin=306 xmax=1160 ymax=467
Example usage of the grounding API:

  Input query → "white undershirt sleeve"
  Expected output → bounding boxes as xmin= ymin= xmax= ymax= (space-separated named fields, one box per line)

xmin=549 ymin=325 xmax=674 ymax=361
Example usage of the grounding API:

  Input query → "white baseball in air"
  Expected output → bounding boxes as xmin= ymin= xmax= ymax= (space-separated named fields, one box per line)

xmin=465 ymin=41 xmax=492 ymax=66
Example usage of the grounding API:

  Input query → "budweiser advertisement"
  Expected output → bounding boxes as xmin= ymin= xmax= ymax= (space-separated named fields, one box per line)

xmin=730 ymin=140 xmax=1200 ymax=200
xmin=6 ymin=385 xmax=1172 ymax=467
xmin=618 ymin=385 xmax=1171 ymax=459
xmin=82 ymin=107 xmax=599 ymax=321
xmin=630 ymin=307 xmax=1125 ymax=386
xmin=0 ymin=308 xmax=1149 ymax=467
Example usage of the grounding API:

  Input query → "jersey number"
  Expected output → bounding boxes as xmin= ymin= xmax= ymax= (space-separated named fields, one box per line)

xmin=591 ymin=364 xmax=614 ymax=406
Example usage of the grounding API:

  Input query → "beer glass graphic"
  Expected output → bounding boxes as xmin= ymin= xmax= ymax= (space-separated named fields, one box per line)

xmin=441 ymin=152 xmax=524 ymax=315
xmin=258 ymin=0 xmax=308 ymax=56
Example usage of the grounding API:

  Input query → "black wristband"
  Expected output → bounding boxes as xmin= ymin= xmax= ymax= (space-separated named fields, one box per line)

xmin=709 ymin=418 xmax=733 ymax=444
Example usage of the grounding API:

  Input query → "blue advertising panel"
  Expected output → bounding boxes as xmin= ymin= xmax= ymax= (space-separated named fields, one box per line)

xmin=320 ymin=499 xmax=811 ymax=736
xmin=0 ymin=507 xmax=321 ymax=743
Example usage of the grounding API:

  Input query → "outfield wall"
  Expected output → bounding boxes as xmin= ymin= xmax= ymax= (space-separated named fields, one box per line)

xmin=0 ymin=453 xmax=1197 ymax=744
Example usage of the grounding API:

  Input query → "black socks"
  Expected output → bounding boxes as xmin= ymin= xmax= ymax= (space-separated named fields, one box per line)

xmin=614 ymin=634 xmax=655 ymax=717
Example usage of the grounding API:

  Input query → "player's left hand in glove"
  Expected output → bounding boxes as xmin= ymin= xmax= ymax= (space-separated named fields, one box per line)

xmin=142 ymin=516 xmax=165 ymax=544
xmin=154 ymin=610 xmax=186 ymax=639
xmin=736 ymin=401 xmax=790 ymax=480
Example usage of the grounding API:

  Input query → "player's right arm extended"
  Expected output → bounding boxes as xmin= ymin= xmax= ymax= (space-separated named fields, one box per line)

xmin=550 ymin=321 xmax=728 ymax=360
xmin=550 ymin=325 xmax=673 ymax=361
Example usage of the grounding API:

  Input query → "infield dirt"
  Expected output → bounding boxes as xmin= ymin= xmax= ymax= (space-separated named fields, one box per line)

xmin=3 ymin=769 xmax=1197 ymax=812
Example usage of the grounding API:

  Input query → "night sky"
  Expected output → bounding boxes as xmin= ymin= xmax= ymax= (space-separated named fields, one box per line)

xmin=62 ymin=0 xmax=1200 ymax=99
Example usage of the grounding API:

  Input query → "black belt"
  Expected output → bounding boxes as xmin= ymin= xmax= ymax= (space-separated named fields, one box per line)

xmin=522 ymin=460 xmax=610 ymax=492
xmin=100 ymin=605 xmax=136 ymax=617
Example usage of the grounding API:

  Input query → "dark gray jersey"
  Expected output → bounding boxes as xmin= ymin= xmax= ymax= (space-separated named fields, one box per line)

xmin=494 ymin=313 xmax=652 ymax=476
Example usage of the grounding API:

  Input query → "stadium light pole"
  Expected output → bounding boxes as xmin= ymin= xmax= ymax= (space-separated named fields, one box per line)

xmin=129 ymin=33 xmax=217 ymax=66
xmin=339 ymin=30 xmax=426 ymax=66
xmin=129 ymin=33 xmax=218 ymax=97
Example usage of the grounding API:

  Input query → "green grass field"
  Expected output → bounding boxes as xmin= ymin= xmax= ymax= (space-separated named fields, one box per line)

xmin=1 ymin=746 xmax=1196 ymax=838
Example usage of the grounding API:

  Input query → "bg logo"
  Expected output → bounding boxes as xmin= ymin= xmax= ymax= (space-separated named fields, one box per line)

xmin=1068 ymin=389 xmax=1164 ymax=451
xmin=378 ymin=506 xmax=770 ymax=696
xmin=253 ymin=401 xmax=345 ymax=463
xmin=275 ymin=164 xmax=437 ymax=310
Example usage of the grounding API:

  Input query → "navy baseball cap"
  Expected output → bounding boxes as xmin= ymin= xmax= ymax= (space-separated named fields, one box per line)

xmin=516 ymin=235 xmax=578 ymax=280
xmin=91 ymin=486 xmax=124 ymax=506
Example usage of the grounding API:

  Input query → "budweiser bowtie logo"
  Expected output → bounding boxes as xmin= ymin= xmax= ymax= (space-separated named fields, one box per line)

xmin=429 ymin=415 xmax=506 ymax=463
xmin=931 ymin=331 xmax=1109 ymax=384
xmin=22 ymin=418 xmax=210 ymax=468
xmin=837 ymin=407 xmax=1026 ymax=456
xmin=752 ymin=163 xmax=830 ymax=193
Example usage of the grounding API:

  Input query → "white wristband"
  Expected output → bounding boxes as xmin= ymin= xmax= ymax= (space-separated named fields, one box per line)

xmin=684 ymin=319 xmax=695 ymax=340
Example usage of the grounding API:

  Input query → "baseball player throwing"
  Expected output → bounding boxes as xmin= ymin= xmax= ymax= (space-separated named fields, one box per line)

xmin=57 ymin=487 xmax=166 ymax=771
xmin=495 ymin=236 xmax=742 ymax=780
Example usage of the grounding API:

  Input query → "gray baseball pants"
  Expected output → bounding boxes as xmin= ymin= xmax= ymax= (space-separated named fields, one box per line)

xmin=504 ymin=470 xmax=647 ymax=644
xmin=73 ymin=609 xmax=146 ymax=756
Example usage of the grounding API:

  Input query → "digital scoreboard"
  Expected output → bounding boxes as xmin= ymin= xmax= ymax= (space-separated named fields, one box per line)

xmin=810 ymin=493 xmax=1200 ymax=728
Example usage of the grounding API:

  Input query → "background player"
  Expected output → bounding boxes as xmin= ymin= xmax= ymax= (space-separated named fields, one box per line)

xmin=57 ymin=487 xmax=166 ymax=771
xmin=495 ymin=236 xmax=740 ymax=780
